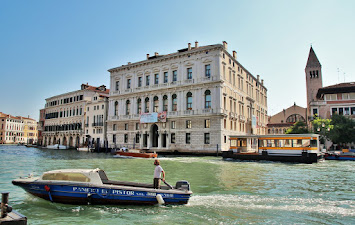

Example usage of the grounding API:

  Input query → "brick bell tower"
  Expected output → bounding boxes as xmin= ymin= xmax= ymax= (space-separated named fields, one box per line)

xmin=305 ymin=46 xmax=323 ymax=119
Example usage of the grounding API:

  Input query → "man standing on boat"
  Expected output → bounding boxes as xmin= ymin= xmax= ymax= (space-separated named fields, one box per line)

xmin=153 ymin=159 xmax=165 ymax=189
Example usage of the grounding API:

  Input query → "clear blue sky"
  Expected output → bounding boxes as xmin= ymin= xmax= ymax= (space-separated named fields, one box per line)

xmin=1 ymin=0 xmax=354 ymax=119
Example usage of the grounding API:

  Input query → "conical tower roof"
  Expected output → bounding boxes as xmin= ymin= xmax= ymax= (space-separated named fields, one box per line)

xmin=306 ymin=46 xmax=321 ymax=68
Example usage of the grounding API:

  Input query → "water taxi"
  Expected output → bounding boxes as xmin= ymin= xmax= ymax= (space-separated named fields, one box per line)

xmin=12 ymin=168 xmax=191 ymax=205
xmin=113 ymin=148 xmax=158 ymax=158
xmin=223 ymin=134 xmax=323 ymax=163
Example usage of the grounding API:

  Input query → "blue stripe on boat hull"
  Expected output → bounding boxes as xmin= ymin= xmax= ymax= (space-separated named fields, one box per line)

xmin=14 ymin=182 xmax=191 ymax=205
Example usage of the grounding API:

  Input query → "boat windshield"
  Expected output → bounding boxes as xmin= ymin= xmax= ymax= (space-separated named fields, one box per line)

xmin=42 ymin=173 xmax=91 ymax=182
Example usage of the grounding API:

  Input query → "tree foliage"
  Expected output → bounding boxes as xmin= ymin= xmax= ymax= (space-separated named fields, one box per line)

xmin=285 ymin=121 xmax=309 ymax=134
xmin=327 ymin=114 xmax=355 ymax=144
xmin=312 ymin=116 xmax=333 ymax=143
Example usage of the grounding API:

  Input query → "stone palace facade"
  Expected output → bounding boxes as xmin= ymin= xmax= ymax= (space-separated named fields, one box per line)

xmin=107 ymin=41 xmax=268 ymax=153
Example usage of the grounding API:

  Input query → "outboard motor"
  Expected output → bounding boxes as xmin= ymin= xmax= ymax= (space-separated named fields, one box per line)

xmin=175 ymin=181 xmax=190 ymax=191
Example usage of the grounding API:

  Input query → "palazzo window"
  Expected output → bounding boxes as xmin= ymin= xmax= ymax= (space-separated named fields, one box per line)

xmin=186 ymin=133 xmax=191 ymax=144
xmin=186 ymin=92 xmax=192 ymax=110
xmin=146 ymin=75 xmax=150 ymax=86
xmin=137 ymin=98 xmax=142 ymax=114
xmin=172 ymin=70 xmax=177 ymax=82
xmin=205 ymin=119 xmax=210 ymax=128
xmin=172 ymin=94 xmax=177 ymax=111
xmin=163 ymin=95 xmax=168 ymax=111
xmin=186 ymin=120 xmax=192 ymax=129
xmin=205 ymin=64 xmax=211 ymax=78
xmin=171 ymin=133 xmax=176 ymax=143
xmin=115 ymin=81 xmax=120 ymax=91
xmin=187 ymin=68 xmax=192 ymax=79
xmin=164 ymin=72 xmax=168 ymax=83
xmin=204 ymin=133 xmax=210 ymax=144
xmin=114 ymin=101 xmax=118 ymax=116
xmin=144 ymin=97 xmax=149 ymax=113
xmin=124 ymin=134 xmax=128 ymax=143
xmin=127 ymin=79 xmax=131 ymax=89
xmin=126 ymin=100 xmax=130 ymax=115
xmin=205 ymin=90 xmax=211 ymax=109
xmin=138 ymin=77 xmax=142 ymax=87
xmin=154 ymin=74 xmax=159 ymax=84
xmin=153 ymin=96 xmax=159 ymax=112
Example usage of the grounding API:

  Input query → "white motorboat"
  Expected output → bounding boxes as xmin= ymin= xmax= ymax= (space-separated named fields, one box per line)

xmin=46 ymin=144 xmax=68 ymax=150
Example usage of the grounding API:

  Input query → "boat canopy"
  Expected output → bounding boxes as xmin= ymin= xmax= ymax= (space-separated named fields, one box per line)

xmin=40 ymin=168 xmax=104 ymax=185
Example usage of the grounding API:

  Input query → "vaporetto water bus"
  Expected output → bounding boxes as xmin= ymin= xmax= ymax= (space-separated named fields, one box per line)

xmin=222 ymin=134 xmax=323 ymax=163
xmin=12 ymin=168 xmax=192 ymax=205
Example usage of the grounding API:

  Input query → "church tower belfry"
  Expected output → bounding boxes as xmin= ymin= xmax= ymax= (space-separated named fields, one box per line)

xmin=305 ymin=46 xmax=323 ymax=116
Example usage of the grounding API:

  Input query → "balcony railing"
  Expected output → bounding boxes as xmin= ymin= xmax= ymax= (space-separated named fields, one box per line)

xmin=92 ymin=122 xmax=104 ymax=127
xmin=183 ymin=110 xmax=194 ymax=115
xmin=202 ymin=108 xmax=212 ymax=114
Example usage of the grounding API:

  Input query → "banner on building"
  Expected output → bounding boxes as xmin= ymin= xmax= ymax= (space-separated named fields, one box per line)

xmin=140 ymin=111 xmax=167 ymax=123
xmin=252 ymin=115 xmax=257 ymax=129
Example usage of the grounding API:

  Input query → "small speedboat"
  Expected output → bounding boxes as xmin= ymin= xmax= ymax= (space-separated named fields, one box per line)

xmin=12 ymin=168 xmax=192 ymax=205
xmin=77 ymin=146 xmax=89 ymax=151
xmin=325 ymin=149 xmax=355 ymax=161
xmin=114 ymin=148 xmax=158 ymax=158
xmin=46 ymin=144 xmax=68 ymax=150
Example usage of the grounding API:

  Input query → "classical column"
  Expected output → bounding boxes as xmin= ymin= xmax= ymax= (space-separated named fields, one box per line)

xmin=157 ymin=131 xmax=161 ymax=149
xmin=167 ymin=93 xmax=172 ymax=113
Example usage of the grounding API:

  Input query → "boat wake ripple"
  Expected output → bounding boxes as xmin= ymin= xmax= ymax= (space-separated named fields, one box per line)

xmin=188 ymin=194 xmax=355 ymax=217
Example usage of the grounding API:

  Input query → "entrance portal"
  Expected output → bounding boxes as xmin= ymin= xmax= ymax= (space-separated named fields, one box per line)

xmin=151 ymin=124 xmax=158 ymax=148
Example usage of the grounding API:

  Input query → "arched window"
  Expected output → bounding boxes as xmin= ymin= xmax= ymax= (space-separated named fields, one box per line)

xmin=114 ymin=101 xmax=118 ymax=116
xmin=137 ymin=98 xmax=141 ymax=114
xmin=286 ymin=114 xmax=306 ymax=123
xmin=126 ymin=100 xmax=130 ymax=115
xmin=205 ymin=90 xmax=211 ymax=109
xmin=172 ymin=94 xmax=177 ymax=111
xmin=268 ymin=129 xmax=271 ymax=134
xmin=186 ymin=92 xmax=192 ymax=110
xmin=144 ymin=97 xmax=149 ymax=113
xmin=163 ymin=95 xmax=168 ymax=111
xmin=153 ymin=96 xmax=159 ymax=112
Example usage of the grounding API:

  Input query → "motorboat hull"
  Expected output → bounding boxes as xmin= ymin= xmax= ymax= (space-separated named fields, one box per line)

xmin=325 ymin=154 xmax=355 ymax=161
xmin=46 ymin=144 xmax=68 ymax=150
xmin=12 ymin=181 xmax=191 ymax=205
xmin=114 ymin=152 xmax=157 ymax=158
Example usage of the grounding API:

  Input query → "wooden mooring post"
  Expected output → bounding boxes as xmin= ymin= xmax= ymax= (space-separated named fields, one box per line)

xmin=0 ymin=192 xmax=27 ymax=225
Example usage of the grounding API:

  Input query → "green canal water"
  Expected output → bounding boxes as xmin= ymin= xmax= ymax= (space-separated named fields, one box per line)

xmin=0 ymin=145 xmax=354 ymax=225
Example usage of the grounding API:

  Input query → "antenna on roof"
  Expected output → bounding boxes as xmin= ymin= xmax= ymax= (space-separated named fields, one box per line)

xmin=337 ymin=68 xmax=340 ymax=84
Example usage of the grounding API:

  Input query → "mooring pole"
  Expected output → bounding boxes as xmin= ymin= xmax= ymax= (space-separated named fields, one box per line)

xmin=1 ymin=192 xmax=10 ymax=218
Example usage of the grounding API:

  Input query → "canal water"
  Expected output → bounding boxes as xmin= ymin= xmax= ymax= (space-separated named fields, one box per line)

xmin=0 ymin=145 xmax=354 ymax=225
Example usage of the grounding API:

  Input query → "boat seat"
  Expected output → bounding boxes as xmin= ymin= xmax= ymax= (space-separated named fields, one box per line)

xmin=102 ymin=179 xmax=170 ymax=190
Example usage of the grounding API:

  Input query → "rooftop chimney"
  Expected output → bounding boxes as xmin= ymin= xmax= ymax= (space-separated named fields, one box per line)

xmin=261 ymin=79 xmax=264 ymax=85
xmin=223 ymin=41 xmax=228 ymax=50
xmin=154 ymin=52 xmax=159 ymax=56
xmin=128 ymin=62 xmax=131 ymax=65
xmin=188 ymin=43 xmax=191 ymax=50
xmin=195 ymin=41 xmax=198 ymax=48
xmin=257 ymin=75 xmax=260 ymax=81
xmin=146 ymin=54 xmax=149 ymax=59
xmin=233 ymin=51 xmax=237 ymax=59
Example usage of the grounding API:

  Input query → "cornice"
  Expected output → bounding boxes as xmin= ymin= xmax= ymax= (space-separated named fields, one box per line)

xmin=108 ymin=45 xmax=223 ymax=73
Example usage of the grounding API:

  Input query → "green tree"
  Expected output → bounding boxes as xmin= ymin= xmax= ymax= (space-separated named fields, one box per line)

xmin=285 ymin=121 xmax=309 ymax=134
xmin=312 ymin=116 xmax=333 ymax=144
xmin=328 ymin=114 xmax=355 ymax=144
